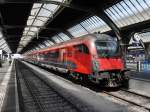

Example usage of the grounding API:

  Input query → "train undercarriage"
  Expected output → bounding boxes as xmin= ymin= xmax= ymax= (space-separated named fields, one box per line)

xmin=26 ymin=60 xmax=129 ymax=88
xmin=69 ymin=70 xmax=129 ymax=88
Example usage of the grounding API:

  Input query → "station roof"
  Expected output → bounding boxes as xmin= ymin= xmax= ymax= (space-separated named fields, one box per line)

xmin=0 ymin=0 xmax=150 ymax=53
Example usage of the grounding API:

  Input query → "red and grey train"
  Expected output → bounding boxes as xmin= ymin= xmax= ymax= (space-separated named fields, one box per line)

xmin=24 ymin=34 xmax=129 ymax=87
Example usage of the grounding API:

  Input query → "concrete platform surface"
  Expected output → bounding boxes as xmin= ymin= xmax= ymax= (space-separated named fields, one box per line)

xmin=0 ymin=61 xmax=19 ymax=112
xmin=128 ymin=71 xmax=150 ymax=81
xmin=22 ymin=61 xmax=127 ymax=112
xmin=125 ymin=71 xmax=150 ymax=98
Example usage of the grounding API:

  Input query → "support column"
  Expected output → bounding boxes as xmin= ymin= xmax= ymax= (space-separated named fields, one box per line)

xmin=94 ymin=10 xmax=122 ymax=41
xmin=145 ymin=44 xmax=150 ymax=61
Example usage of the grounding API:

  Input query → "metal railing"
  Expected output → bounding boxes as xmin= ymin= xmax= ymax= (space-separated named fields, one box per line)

xmin=126 ymin=61 xmax=150 ymax=72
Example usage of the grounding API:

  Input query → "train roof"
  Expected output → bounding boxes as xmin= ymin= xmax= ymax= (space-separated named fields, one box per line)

xmin=30 ymin=34 xmax=116 ymax=54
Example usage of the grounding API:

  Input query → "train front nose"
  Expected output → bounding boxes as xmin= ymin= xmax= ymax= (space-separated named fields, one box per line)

xmin=93 ymin=58 xmax=127 ymax=87
xmin=98 ymin=58 xmax=124 ymax=71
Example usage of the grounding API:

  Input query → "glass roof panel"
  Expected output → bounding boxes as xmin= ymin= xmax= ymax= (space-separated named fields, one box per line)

xmin=27 ymin=31 xmax=35 ymax=36
xmin=68 ymin=24 xmax=88 ymax=37
xmin=105 ymin=0 xmax=150 ymax=27
xmin=44 ymin=41 xmax=51 ymax=46
xmin=49 ymin=41 xmax=54 ymax=45
xmin=33 ymin=19 xmax=45 ymax=26
xmin=23 ymin=31 xmax=28 ymax=34
xmin=28 ymin=16 xmax=34 ymax=20
xmin=31 ymin=8 xmax=40 ymax=16
xmin=0 ymin=32 xmax=11 ymax=53
xmin=36 ymin=17 xmax=48 ymax=22
xmin=53 ymin=35 xmax=63 ymax=43
xmin=58 ymin=33 xmax=70 ymax=41
xmin=39 ymin=44 xmax=45 ymax=48
xmin=43 ymin=4 xmax=58 ymax=12
xmin=1 ymin=43 xmax=7 ymax=48
xmin=33 ymin=3 xmax=42 ymax=9
xmin=38 ymin=8 xmax=52 ymax=17
xmin=80 ymin=16 xmax=111 ymax=33
xmin=0 ymin=39 xmax=5 ymax=45
xmin=25 ymin=27 xmax=30 ymax=31
xmin=18 ymin=0 xmax=67 ymax=53
xmin=27 ymin=19 xmax=34 ymax=26
xmin=0 ymin=31 xmax=3 ymax=38
xmin=30 ymin=27 xmax=39 ymax=32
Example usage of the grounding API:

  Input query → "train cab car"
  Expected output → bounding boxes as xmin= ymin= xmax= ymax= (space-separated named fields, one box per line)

xmin=24 ymin=34 xmax=129 ymax=87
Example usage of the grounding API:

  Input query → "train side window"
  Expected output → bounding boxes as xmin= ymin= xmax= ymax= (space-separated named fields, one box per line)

xmin=82 ymin=44 xmax=89 ymax=54
xmin=47 ymin=50 xmax=59 ymax=58
xmin=74 ymin=44 xmax=89 ymax=54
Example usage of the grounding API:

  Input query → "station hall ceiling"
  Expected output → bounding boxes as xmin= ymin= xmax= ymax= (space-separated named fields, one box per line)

xmin=0 ymin=0 xmax=150 ymax=53
xmin=0 ymin=0 xmax=122 ymax=53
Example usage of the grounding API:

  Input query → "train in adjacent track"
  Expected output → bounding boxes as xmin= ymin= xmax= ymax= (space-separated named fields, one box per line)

xmin=24 ymin=34 xmax=129 ymax=87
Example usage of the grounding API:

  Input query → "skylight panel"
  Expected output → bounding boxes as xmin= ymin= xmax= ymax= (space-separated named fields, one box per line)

xmin=18 ymin=0 xmax=67 ymax=53
xmin=105 ymin=0 xmax=150 ymax=27
xmin=2 ymin=45 xmax=7 ymax=50
xmin=0 ymin=39 xmax=5 ymax=45
xmin=52 ymin=36 xmax=60 ymax=43
xmin=0 ymin=31 xmax=2 ymax=38
xmin=38 ymin=8 xmax=52 ymax=17
xmin=44 ymin=41 xmax=51 ymax=46
xmin=27 ymin=19 xmax=34 ymax=26
xmin=31 ymin=8 xmax=40 ymax=16
xmin=80 ymin=16 xmax=111 ymax=33
xmin=43 ymin=4 xmax=58 ymax=12
xmin=33 ymin=3 xmax=42 ymax=9
xmin=33 ymin=19 xmax=45 ymax=26
xmin=25 ymin=27 xmax=30 ymax=31
xmin=68 ymin=24 xmax=88 ymax=37
xmin=58 ymin=33 xmax=70 ymax=41
xmin=68 ymin=16 xmax=111 ymax=37
xmin=49 ymin=41 xmax=54 ymax=45
xmin=1 ymin=43 xmax=7 ymax=48
xmin=37 ymin=17 xmax=48 ymax=22
xmin=27 ymin=31 xmax=35 ymax=36
xmin=28 ymin=16 xmax=34 ymax=20
xmin=0 ymin=31 xmax=11 ymax=53
xmin=30 ymin=27 xmax=39 ymax=32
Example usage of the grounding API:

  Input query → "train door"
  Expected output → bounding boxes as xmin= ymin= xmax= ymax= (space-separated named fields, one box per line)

xmin=60 ymin=48 xmax=67 ymax=68
xmin=74 ymin=44 xmax=91 ymax=74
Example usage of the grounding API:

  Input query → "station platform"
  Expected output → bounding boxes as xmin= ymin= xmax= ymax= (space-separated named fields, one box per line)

xmin=0 ymin=61 xmax=19 ymax=112
xmin=18 ymin=60 xmax=127 ymax=112
xmin=129 ymin=71 xmax=150 ymax=81
xmin=2 ymin=59 xmax=150 ymax=112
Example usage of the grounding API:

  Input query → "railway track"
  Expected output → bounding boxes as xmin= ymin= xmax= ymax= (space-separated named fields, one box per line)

xmin=16 ymin=61 xmax=93 ymax=112
xmin=102 ymin=89 xmax=150 ymax=112
xmin=16 ymin=60 xmax=150 ymax=112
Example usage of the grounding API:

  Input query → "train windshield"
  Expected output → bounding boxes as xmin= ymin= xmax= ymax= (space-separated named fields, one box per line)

xmin=95 ymin=41 xmax=120 ymax=57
